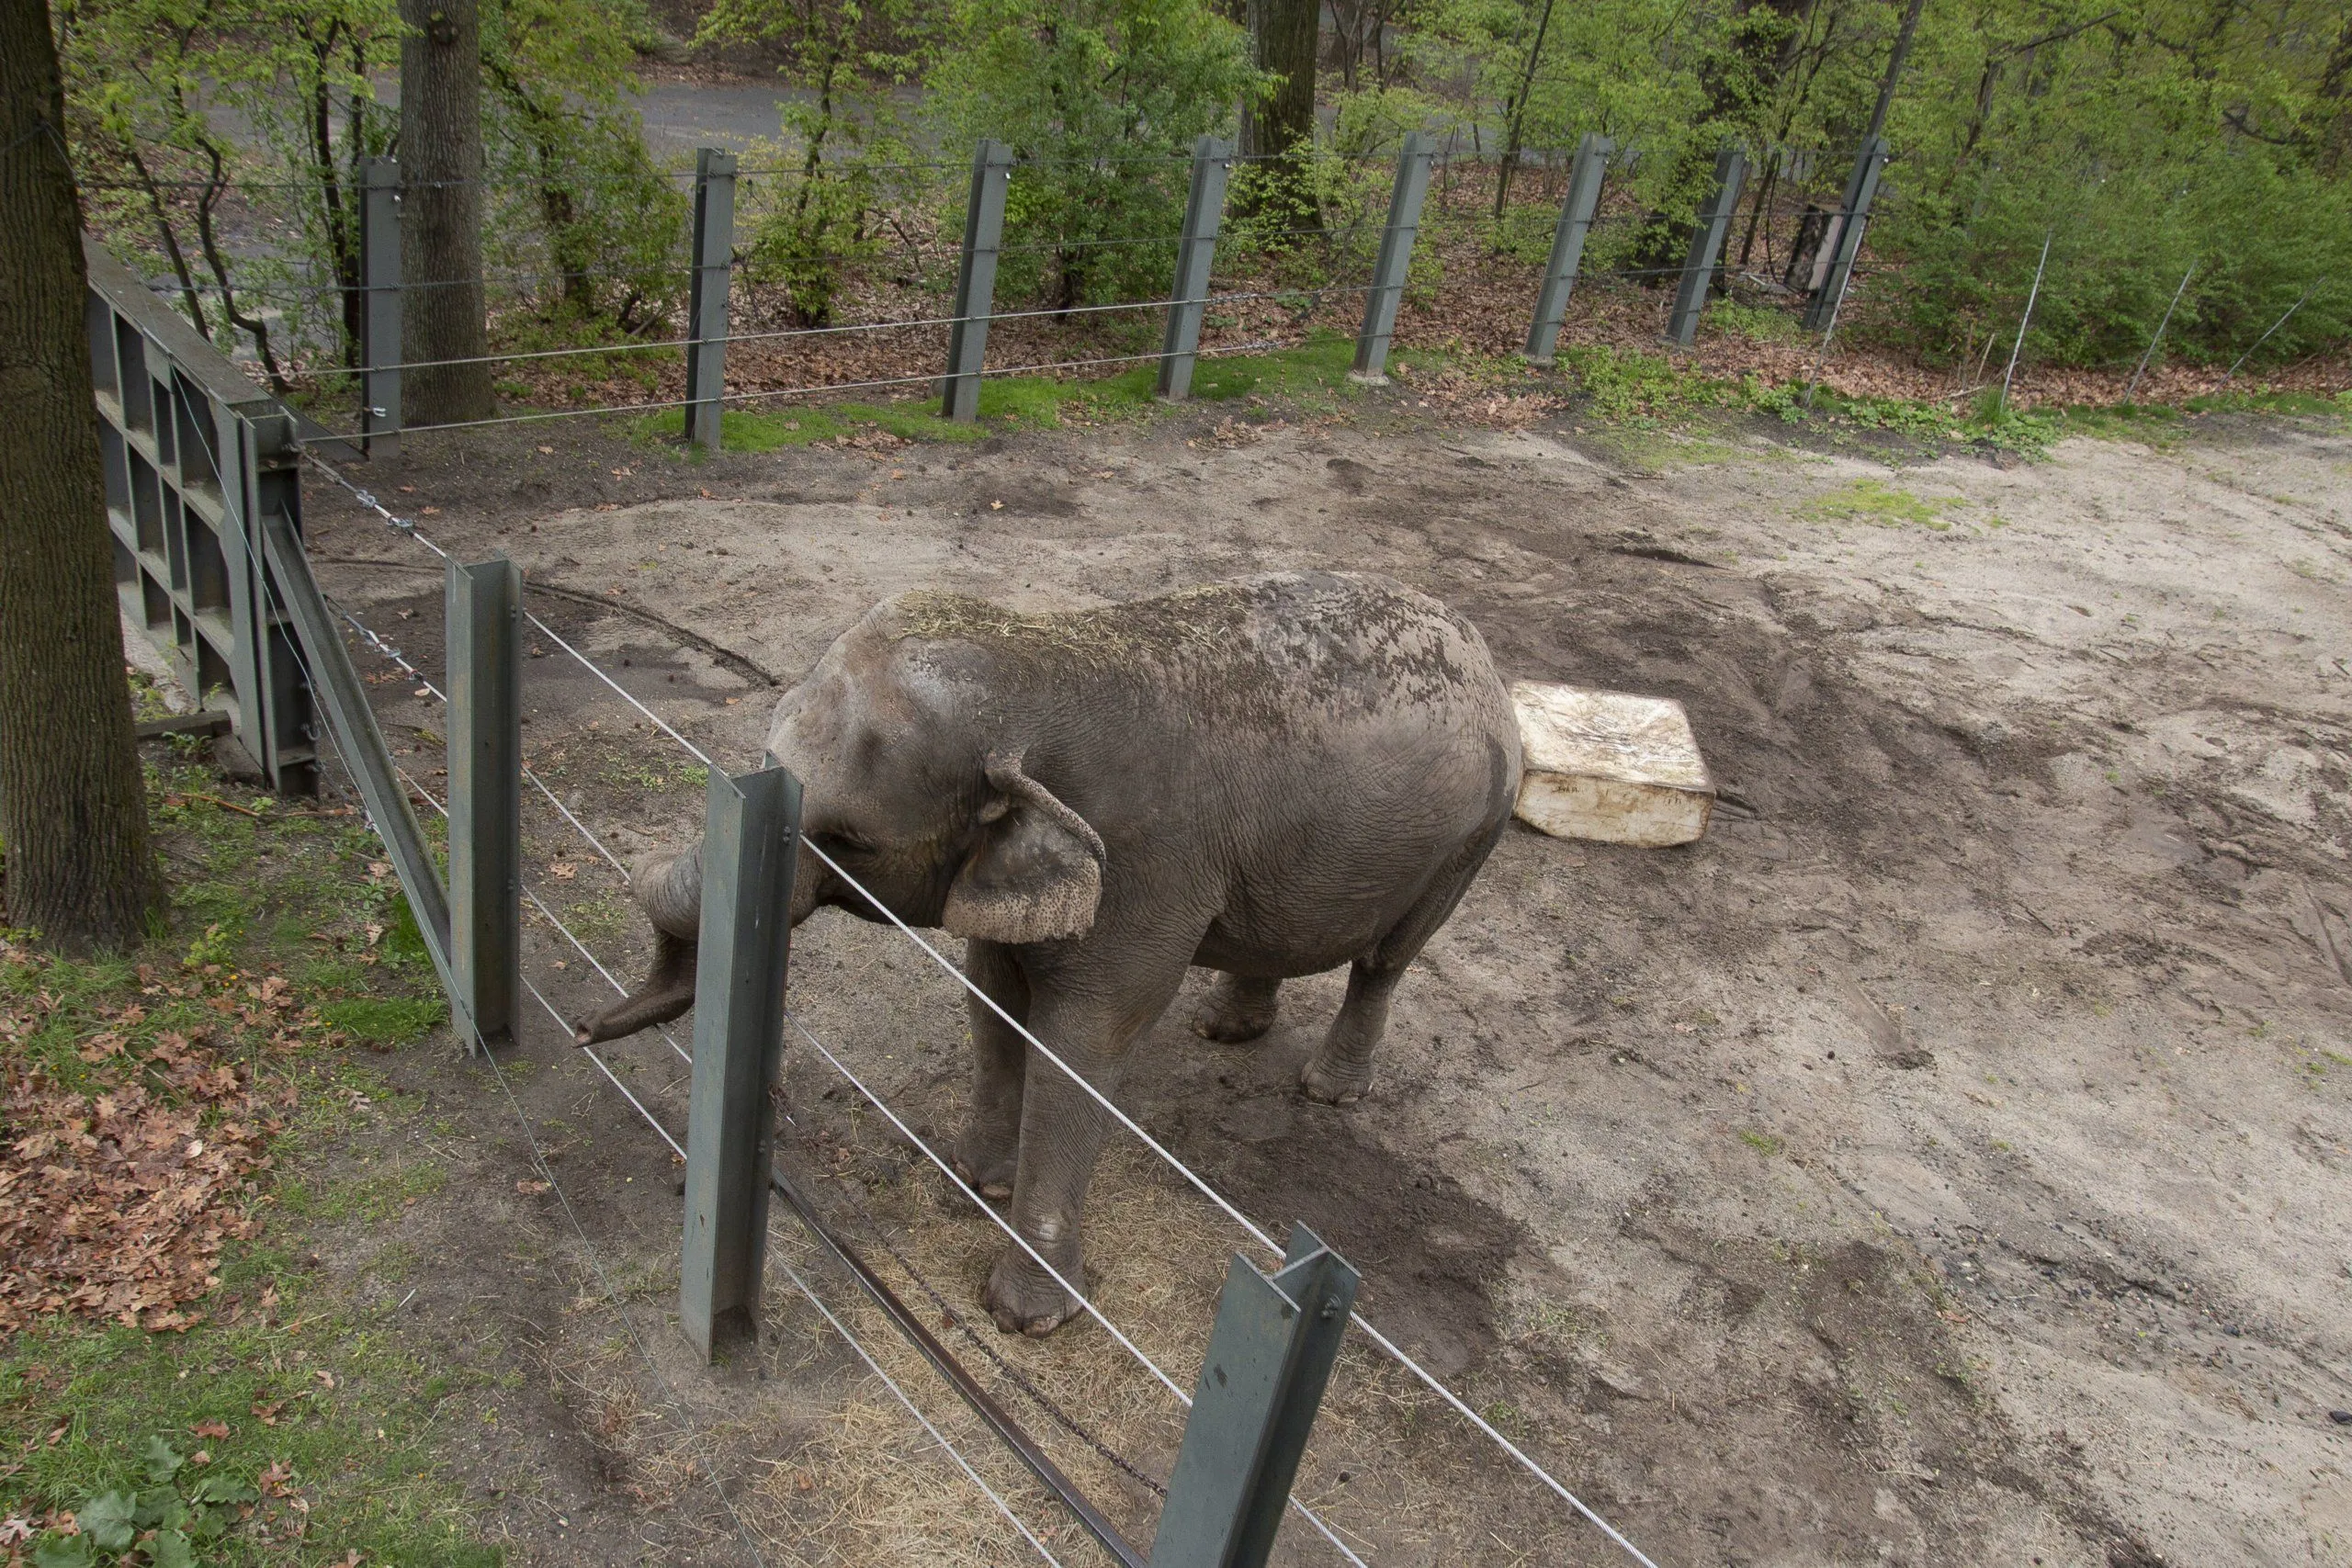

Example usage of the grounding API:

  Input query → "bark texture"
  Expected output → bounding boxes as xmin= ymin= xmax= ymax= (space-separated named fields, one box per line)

xmin=1241 ymin=0 xmax=1319 ymax=220
xmin=0 ymin=0 xmax=160 ymax=949
xmin=398 ymin=0 xmax=496 ymax=423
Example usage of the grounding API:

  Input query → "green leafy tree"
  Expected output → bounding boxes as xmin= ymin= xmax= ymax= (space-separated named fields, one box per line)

xmin=925 ymin=0 xmax=1262 ymax=309
xmin=481 ymin=0 xmax=689 ymax=330
xmin=54 ymin=0 xmax=401 ymax=385
xmin=697 ymin=0 xmax=925 ymax=325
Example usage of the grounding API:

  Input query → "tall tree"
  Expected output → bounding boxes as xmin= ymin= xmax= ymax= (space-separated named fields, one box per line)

xmin=0 ymin=0 xmax=159 ymax=950
xmin=1243 ymin=0 xmax=1319 ymax=218
xmin=399 ymin=0 xmax=496 ymax=423
xmin=1860 ymin=0 xmax=1926 ymax=148
xmin=1493 ymin=0 xmax=1560 ymax=217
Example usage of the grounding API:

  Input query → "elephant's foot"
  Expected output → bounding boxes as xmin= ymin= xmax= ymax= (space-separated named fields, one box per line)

xmin=1192 ymin=973 xmax=1281 ymax=1044
xmin=986 ymin=1243 xmax=1082 ymax=1337
xmin=1300 ymin=1054 xmax=1374 ymax=1105
xmin=952 ymin=1126 xmax=1019 ymax=1201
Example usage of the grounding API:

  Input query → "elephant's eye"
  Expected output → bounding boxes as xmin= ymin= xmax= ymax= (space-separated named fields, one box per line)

xmin=814 ymin=828 xmax=873 ymax=857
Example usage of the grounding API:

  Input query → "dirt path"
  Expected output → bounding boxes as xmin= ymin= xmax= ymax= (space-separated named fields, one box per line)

xmin=299 ymin=400 xmax=2352 ymax=1566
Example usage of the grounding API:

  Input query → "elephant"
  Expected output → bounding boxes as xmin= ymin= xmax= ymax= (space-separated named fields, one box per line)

xmin=575 ymin=570 xmax=1522 ymax=1335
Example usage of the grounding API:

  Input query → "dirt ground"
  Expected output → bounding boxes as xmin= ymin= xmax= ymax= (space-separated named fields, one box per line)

xmin=290 ymin=392 xmax=2352 ymax=1567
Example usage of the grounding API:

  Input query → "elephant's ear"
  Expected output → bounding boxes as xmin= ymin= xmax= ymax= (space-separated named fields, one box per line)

xmin=942 ymin=751 xmax=1106 ymax=944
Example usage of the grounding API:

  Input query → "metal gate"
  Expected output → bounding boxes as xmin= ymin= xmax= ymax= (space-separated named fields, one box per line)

xmin=84 ymin=240 xmax=315 ymax=794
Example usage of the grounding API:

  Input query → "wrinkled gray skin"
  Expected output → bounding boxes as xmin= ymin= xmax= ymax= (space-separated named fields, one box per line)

xmin=577 ymin=571 xmax=1521 ymax=1335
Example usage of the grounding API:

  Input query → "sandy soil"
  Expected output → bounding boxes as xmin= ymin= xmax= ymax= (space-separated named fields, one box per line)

xmin=295 ymin=397 xmax=2352 ymax=1567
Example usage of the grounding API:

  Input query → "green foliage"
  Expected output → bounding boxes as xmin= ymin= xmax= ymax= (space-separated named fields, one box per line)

xmin=923 ymin=0 xmax=1262 ymax=308
xmin=24 ymin=1435 xmax=253 ymax=1566
xmin=1335 ymin=0 xmax=2352 ymax=372
xmin=479 ymin=0 xmax=690 ymax=332
xmin=1557 ymin=344 xmax=1737 ymax=423
xmin=56 ymin=0 xmax=401 ymax=384
xmin=700 ymin=0 xmax=928 ymax=325
xmin=1708 ymin=295 xmax=1808 ymax=344
xmin=61 ymin=0 xmax=683 ymax=371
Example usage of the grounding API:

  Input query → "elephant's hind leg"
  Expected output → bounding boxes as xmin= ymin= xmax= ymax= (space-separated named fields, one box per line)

xmin=1301 ymin=959 xmax=1403 ymax=1105
xmin=1302 ymin=825 xmax=1501 ymax=1104
xmin=1192 ymin=971 xmax=1281 ymax=1043
xmin=954 ymin=939 xmax=1029 ymax=1200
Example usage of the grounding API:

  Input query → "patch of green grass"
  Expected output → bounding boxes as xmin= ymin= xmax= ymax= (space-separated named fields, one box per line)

xmin=2044 ymin=400 xmax=2188 ymax=446
xmin=1177 ymin=332 xmax=1361 ymax=403
xmin=4 ymin=1247 xmax=495 ymax=1566
xmin=281 ymin=1156 xmax=447 ymax=1228
xmin=559 ymin=889 xmax=630 ymax=947
xmin=317 ymin=997 xmax=447 ymax=1047
xmin=631 ymin=333 xmax=1368 ymax=453
xmin=2182 ymin=387 xmax=2352 ymax=422
xmin=1737 ymin=1127 xmax=1786 ymax=1157
xmin=3 ymin=765 xmax=491 ymax=1565
xmin=1800 ymin=478 xmax=1966 ymax=529
xmin=636 ymin=397 xmax=989 ymax=453
xmin=1707 ymin=296 xmax=1809 ymax=345
xmin=1559 ymin=344 xmax=1734 ymax=423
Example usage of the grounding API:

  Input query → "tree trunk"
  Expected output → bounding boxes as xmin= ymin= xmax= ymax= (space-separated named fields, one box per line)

xmin=2317 ymin=15 xmax=2352 ymax=173
xmin=399 ymin=0 xmax=496 ymax=423
xmin=1242 ymin=0 xmax=1318 ymax=221
xmin=1493 ymin=0 xmax=1560 ymax=221
xmin=1861 ymin=0 xmax=1928 ymax=149
xmin=0 ymin=0 xmax=160 ymax=951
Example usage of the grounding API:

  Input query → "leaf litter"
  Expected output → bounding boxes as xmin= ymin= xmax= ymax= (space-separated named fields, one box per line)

xmin=0 ymin=941 xmax=307 ymax=1337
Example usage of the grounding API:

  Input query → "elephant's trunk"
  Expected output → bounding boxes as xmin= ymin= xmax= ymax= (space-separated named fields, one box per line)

xmin=572 ymin=931 xmax=696 ymax=1044
xmin=571 ymin=846 xmax=705 ymax=1045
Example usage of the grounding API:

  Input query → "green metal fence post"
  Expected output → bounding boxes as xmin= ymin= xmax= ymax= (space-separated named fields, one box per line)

xmin=1158 ymin=135 xmax=1236 ymax=400
xmin=684 ymin=148 xmax=738 ymax=451
xmin=358 ymin=156 xmax=402 ymax=460
xmin=446 ymin=556 xmax=521 ymax=1055
xmin=1524 ymin=132 xmax=1613 ymax=366
xmin=1148 ymin=1225 xmax=1361 ymax=1568
xmin=1350 ymin=131 xmax=1436 ymax=385
xmin=942 ymin=140 xmax=1014 ymax=421
xmin=1804 ymin=136 xmax=1887 ymax=333
xmin=1667 ymin=145 xmax=1748 ymax=347
xmin=680 ymin=764 xmax=802 ymax=1361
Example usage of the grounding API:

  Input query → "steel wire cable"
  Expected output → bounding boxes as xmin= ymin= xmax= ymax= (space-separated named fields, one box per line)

xmin=338 ymin=686 xmax=1071 ymax=1567
xmin=772 ymin=1249 xmax=1070 ymax=1567
xmin=279 ymin=286 xmax=1311 ymax=382
xmin=385 ymin=664 xmax=1336 ymax=1555
xmin=803 ymin=1157 xmax=1173 ymax=1502
xmin=328 ymin=603 xmax=685 ymax=1064
xmin=332 ymin=607 xmax=1182 ymax=1476
xmin=328 ymin=602 xmax=635 ymax=883
xmin=326 ymin=588 xmax=1374 ymax=1567
xmin=320 ymin=338 xmax=1282 ymax=440
xmin=305 ymin=426 xmax=1659 ymax=1568
xmin=245 ymin=573 xmax=775 ymax=1568
xmin=150 ymin=262 xmax=690 ymax=299
xmin=784 ymin=1015 xmax=1373 ymax=1568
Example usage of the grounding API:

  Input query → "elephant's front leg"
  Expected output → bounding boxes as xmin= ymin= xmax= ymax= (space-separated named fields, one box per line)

xmin=989 ymin=974 xmax=1182 ymax=1336
xmin=954 ymin=939 xmax=1029 ymax=1200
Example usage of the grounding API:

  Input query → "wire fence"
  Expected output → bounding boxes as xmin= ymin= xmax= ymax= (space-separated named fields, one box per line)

xmin=100 ymin=119 xmax=2349 ymax=423
xmin=299 ymin=449 xmax=1667 ymax=1567
xmin=103 ymin=130 xmax=1953 ymax=446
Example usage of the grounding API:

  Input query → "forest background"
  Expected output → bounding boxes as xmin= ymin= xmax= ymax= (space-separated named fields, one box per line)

xmin=50 ymin=0 xmax=2352 ymax=409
